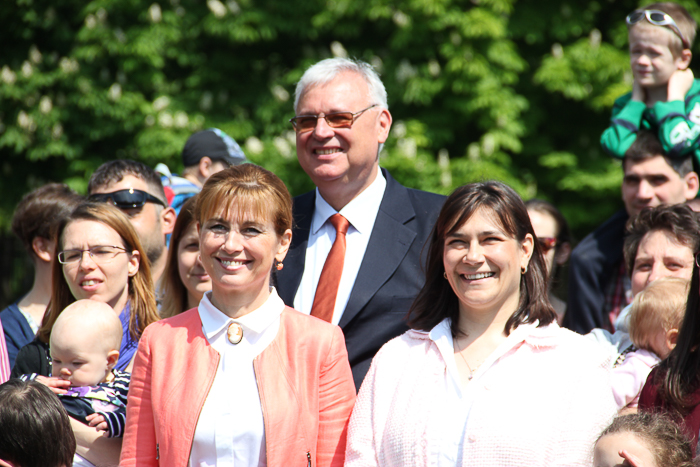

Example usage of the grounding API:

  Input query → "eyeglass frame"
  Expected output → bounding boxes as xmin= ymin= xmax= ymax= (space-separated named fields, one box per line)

xmin=88 ymin=188 xmax=167 ymax=209
xmin=537 ymin=237 xmax=558 ymax=254
xmin=57 ymin=245 xmax=130 ymax=265
xmin=289 ymin=104 xmax=379 ymax=133
xmin=626 ymin=9 xmax=690 ymax=49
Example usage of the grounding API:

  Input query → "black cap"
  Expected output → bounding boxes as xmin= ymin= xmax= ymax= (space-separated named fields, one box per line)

xmin=181 ymin=129 xmax=246 ymax=167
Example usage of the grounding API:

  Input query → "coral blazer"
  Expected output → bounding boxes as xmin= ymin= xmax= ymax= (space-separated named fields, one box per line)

xmin=119 ymin=306 xmax=356 ymax=467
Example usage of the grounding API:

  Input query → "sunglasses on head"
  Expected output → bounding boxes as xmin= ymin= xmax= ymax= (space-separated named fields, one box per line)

xmin=626 ymin=9 xmax=690 ymax=49
xmin=89 ymin=188 xmax=166 ymax=209
xmin=537 ymin=237 xmax=558 ymax=254
xmin=289 ymin=104 xmax=378 ymax=133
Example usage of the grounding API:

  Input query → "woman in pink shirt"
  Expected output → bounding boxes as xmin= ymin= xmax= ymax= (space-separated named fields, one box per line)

xmin=346 ymin=181 xmax=617 ymax=466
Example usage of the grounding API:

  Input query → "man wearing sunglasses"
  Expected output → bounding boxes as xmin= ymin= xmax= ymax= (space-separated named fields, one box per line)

xmin=87 ymin=160 xmax=176 ymax=288
xmin=275 ymin=57 xmax=445 ymax=390
xmin=565 ymin=131 xmax=698 ymax=335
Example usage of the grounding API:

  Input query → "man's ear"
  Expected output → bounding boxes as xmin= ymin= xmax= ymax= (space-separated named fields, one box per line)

xmin=198 ymin=157 xmax=214 ymax=179
xmin=555 ymin=242 xmax=571 ymax=266
xmin=377 ymin=108 xmax=393 ymax=144
xmin=31 ymin=236 xmax=54 ymax=263
xmin=683 ymin=171 xmax=699 ymax=200
xmin=161 ymin=207 xmax=177 ymax=236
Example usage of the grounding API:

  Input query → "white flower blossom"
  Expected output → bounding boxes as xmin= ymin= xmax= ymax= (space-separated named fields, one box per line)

xmin=330 ymin=41 xmax=347 ymax=58
xmin=149 ymin=3 xmax=162 ymax=22
xmin=52 ymin=123 xmax=63 ymax=139
xmin=273 ymin=136 xmax=292 ymax=158
xmin=271 ymin=85 xmax=289 ymax=102
xmin=108 ymin=83 xmax=122 ymax=101
xmin=392 ymin=11 xmax=410 ymax=27
xmin=39 ymin=96 xmax=53 ymax=114
xmin=245 ymin=136 xmax=264 ymax=154
xmin=29 ymin=46 xmax=42 ymax=64
xmin=21 ymin=61 xmax=33 ymax=78
xmin=1 ymin=66 xmax=17 ymax=85
xmin=158 ymin=112 xmax=173 ymax=127
xmin=59 ymin=58 xmax=79 ymax=74
xmin=85 ymin=14 xmax=97 ymax=29
xmin=174 ymin=111 xmax=188 ymax=128
xmin=207 ymin=0 xmax=227 ymax=17
xmin=153 ymin=96 xmax=170 ymax=111
xmin=227 ymin=0 xmax=240 ymax=14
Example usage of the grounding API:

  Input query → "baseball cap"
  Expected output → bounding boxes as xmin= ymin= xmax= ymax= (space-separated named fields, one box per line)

xmin=181 ymin=128 xmax=247 ymax=167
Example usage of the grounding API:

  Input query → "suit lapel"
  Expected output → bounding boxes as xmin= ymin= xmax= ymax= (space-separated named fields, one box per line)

xmin=275 ymin=191 xmax=315 ymax=305
xmin=339 ymin=171 xmax=416 ymax=328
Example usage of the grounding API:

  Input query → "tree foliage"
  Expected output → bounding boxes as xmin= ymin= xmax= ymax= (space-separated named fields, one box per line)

xmin=1 ymin=0 xmax=699 ymax=303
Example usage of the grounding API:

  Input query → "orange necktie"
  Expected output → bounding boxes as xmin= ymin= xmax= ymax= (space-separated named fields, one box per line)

xmin=310 ymin=214 xmax=350 ymax=322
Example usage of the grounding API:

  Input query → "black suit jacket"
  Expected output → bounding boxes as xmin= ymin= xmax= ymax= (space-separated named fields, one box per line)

xmin=275 ymin=169 xmax=445 ymax=390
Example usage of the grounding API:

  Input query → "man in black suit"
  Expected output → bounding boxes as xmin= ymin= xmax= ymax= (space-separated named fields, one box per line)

xmin=276 ymin=58 xmax=445 ymax=389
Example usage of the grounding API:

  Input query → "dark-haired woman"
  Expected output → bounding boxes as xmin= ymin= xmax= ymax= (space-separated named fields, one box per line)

xmin=639 ymin=244 xmax=700 ymax=452
xmin=346 ymin=181 xmax=617 ymax=466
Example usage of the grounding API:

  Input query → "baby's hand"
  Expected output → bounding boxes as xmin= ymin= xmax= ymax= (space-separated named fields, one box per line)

xmin=667 ymin=68 xmax=694 ymax=101
xmin=35 ymin=376 xmax=71 ymax=395
xmin=86 ymin=413 xmax=109 ymax=436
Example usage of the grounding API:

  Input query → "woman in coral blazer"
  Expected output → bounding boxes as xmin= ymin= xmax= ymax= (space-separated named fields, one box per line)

xmin=120 ymin=165 xmax=356 ymax=467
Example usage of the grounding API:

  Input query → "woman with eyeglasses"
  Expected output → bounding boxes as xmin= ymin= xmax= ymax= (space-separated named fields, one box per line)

xmin=11 ymin=201 xmax=159 ymax=466
xmin=346 ymin=181 xmax=616 ymax=467
xmin=120 ymin=164 xmax=356 ymax=467
xmin=525 ymin=199 xmax=572 ymax=325
xmin=160 ymin=195 xmax=212 ymax=318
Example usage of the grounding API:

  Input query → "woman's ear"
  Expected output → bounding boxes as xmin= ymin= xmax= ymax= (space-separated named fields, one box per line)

xmin=32 ymin=236 xmax=54 ymax=263
xmin=275 ymin=229 xmax=293 ymax=262
xmin=520 ymin=233 xmax=535 ymax=271
xmin=127 ymin=250 xmax=140 ymax=277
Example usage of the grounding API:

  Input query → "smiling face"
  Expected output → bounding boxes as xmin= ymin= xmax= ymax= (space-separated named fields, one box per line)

xmin=294 ymin=71 xmax=392 ymax=207
xmin=594 ymin=431 xmax=658 ymax=467
xmin=630 ymin=229 xmax=694 ymax=296
xmin=443 ymin=208 xmax=533 ymax=318
xmin=177 ymin=222 xmax=211 ymax=308
xmin=199 ymin=207 xmax=291 ymax=313
xmin=629 ymin=24 xmax=685 ymax=89
xmin=60 ymin=220 xmax=139 ymax=313
xmin=622 ymin=155 xmax=696 ymax=217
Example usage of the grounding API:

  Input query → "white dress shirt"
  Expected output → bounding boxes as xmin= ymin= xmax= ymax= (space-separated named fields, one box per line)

xmin=294 ymin=170 xmax=386 ymax=325
xmin=189 ymin=289 xmax=284 ymax=467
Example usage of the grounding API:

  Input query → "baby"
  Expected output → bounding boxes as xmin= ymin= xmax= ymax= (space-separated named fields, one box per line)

xmin=593 ymin=413 xmax=694 ymax=467
xmin=23 ymin=299 xmax=129 ymax=439
xmin=612 ymin=277 xmax=687 ymax=411
xmin=601 ymin=3 xmax=699 ymax=163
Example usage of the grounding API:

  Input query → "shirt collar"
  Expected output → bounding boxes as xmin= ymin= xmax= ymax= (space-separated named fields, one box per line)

xmin=311 ymin=169 xmax=386 ymax=235
xmin=198 ymin=288 xmax=285 ymax=340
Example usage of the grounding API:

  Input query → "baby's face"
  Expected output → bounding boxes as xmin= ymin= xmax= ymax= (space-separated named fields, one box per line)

xmin=50 ymin=338 xmax=112 ymax=387
xmin=629 ymin=24 xmax=683 ymax=89
xmin=593 ymin=431 xmax=657 ymax=467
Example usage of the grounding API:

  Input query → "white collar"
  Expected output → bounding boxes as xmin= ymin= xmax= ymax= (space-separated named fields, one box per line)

xmin=198 ymin=288 xmax=285 ymax=340
xmin=311 ymin=169 xmax=386 ymax=236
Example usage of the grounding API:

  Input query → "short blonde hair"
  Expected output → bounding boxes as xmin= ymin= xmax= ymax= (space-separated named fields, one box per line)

xmin=629 ymin=277 xmax=689 ymax=351
xmin=628 ymin=3 xmax=697 ymax=53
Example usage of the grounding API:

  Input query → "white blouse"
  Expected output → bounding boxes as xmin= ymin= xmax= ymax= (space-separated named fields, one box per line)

xmin=188 ymin=289 xmax=284 ymax=467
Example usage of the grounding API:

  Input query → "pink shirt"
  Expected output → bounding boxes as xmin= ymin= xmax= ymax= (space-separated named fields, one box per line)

xmin=612 ymin=348 xmax=660 ymax=409
xmin=0 ymin=320 xmax=10 ymax=383
xmin=346 ymin=320 xmax=617 ymax=467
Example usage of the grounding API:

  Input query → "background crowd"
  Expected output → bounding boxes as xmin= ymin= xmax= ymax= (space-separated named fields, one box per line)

xmin=4 ymin=2 xmax=700 ymax=467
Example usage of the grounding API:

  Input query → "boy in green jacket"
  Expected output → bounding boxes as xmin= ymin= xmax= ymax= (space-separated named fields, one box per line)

xmin=601 ymin=3 xmax=699 ymax=166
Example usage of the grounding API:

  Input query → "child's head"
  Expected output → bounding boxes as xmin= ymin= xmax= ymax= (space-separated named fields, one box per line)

xmin=629 ymin=277 xmax=688 ymax=359
xmin=49 ymin=299 xmax=122 ymax=387
xmin=627 ymin=3 xmax=696 ymax=87
xmin=593 ymin=413 xmax=693 ymax=467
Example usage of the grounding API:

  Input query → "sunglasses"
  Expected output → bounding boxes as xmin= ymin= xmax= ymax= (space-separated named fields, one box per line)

xmin=89 ymin=188 xmax=166 ymax=209
xmin=537 ymin=237 xmax=558 ymax=254
xmin=289 ymin=104 xmax=378 ymax=133
xmin=626 ymin=9 xmax=690 ymax=49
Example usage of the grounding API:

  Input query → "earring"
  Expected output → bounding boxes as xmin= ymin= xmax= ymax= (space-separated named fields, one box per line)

xmin=443 ymin=272 xmax=447 ymax=279
xmin=276 ymin=262 xmax=284 ymax=271
xmin=521 ymin=265 xmax=528 ymax=275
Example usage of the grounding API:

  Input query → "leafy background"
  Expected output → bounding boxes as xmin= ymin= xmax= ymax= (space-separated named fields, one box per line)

xmin=1 ymin=0 xmax=698 ymax=305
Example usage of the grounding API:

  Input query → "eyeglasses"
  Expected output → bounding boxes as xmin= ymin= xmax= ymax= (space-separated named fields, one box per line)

xmin=58 ymin=245 xmax=129 ymax=265
xmin=537 ymin=237 xmax=558 ymax=254
xmin=289 ymin=104 xmax=379 ymax=133
xmin=626 ymin=9 xmax=690 ymax=49
xmin=89 ymin=188 xmax=166 ymax=209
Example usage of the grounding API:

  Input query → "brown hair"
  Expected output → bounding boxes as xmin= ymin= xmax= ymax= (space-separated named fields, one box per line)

xmin=624 ymin=130 xmax=694 ymax=178
xmin=38 ymin=202 xmax=159 ymax=343
xmin=623 ymin=204 xmax=700 ymax=276
xmin=408 ymin=181 xmax=555 ymax=337
xmin=629 ymin=277 xmax=688 ymax=351
xmin=628 ymin=3 xmax=697 ymax=52
xmin=161 ymin=196 xmax=199 ymax=318
xmin=196 ymin=164 xmax=292 ymax=237
xmin=11 ymin=183 xmax=83 ymax=257
xmin=597 ymin=413 xmax=694 ymax=467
